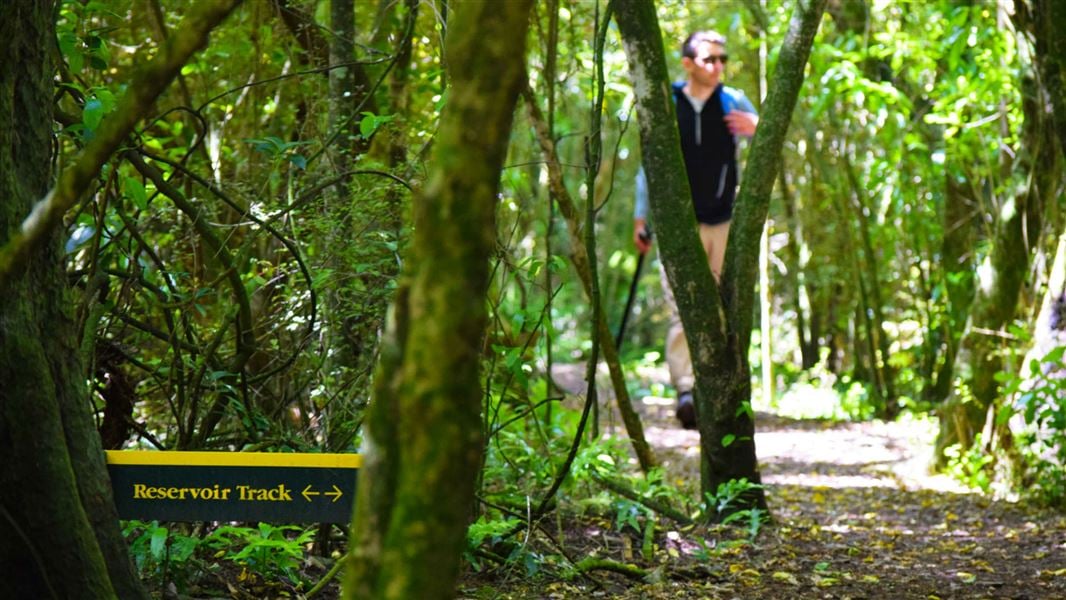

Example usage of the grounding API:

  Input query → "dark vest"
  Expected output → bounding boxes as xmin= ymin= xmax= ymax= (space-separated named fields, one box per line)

xmin=673 ymin=83 xmax=738 ymax=225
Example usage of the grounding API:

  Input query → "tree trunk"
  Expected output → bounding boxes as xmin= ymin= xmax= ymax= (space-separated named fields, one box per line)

xmin=838 ymin=151 xmax=898 ymax=417
xmin=924 ymin=1 xmax=978 ymax=404
xmin=616 ymin=0 xmax=826 ymax=514
xmin=319 ymin=1 xmax=357 ymax=547
xmin=324 ymin=0 xmax=358 ymax=373
xmin=927 ymin=158 xmax=977 ymax=402
xmin=779 ymin=166 xmax=819 ymax=370
xmin=343 ymin=2 xmax=533 ymax=598
xmin=1019 ymin=0 xmax=1066 ymax=157
xmin=718 ymin=0 xmax=826 ymax=505
xmin=935 ymin=69 xmax=1059 ymax=462
xmin=0 ymin=2 xmax=147 ymax=598
xmin=934 ymin=0 xmax=1066 ymax=462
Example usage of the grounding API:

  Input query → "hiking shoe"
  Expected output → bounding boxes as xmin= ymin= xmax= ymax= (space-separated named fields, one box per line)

xmin=676 ymin=392 xmax=697 ymax=429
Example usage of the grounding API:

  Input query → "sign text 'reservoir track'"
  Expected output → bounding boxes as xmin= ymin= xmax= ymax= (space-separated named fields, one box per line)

xmin=106 ymin=451 xmax=360 ymax=523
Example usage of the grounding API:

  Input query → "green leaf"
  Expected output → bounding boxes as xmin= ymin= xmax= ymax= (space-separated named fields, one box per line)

xmin=735 ymin=401 xmax=754 ymax=419
xmin=721 ymin=434 xmax=737 ymax=448
xmin=265 ymin=136 xmax=287 ymax=152
xmin=149 ymin=526 xmax=168 ymax=561
xmin=721 ymin=509 xmax=748 ymax=524
xmin=523 ymin=551 xmax=540 ymax=577
xmin=245 ymin=138 xmax=279 ymax=156
xmin=83 ymin=98 xmax=104 ymax=132
xmin=1042 ymin=345 xmax=1066 ymax=365
xmin=359 ymin=115 xmax=377 ymax=139
xmin=995 ymin=404 xmax=1013 ymax=427
xmin=59 ymin=31 xmax=86 ymax=72
xmin=124 ymin=177 xmax=148 ymax=210
xmin=359 ymin=112 xmax=394 ymax=139
xmin=169 ymin=535 xmax=199 ymax=563
xmin=58 ymin=32 xmax=80 ymax=62
xmin=87 ymin=36 xmax=111 ymax=70
xmin=94 ymin=88 xmax=116 ymax=113
xmin=209 ymin=370 xmax=232 ymax=381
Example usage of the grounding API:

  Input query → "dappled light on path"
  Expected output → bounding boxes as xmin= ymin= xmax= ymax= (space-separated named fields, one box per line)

xmin=649 ymin=409 xmax=1065 ymax=598
xmin=757 ymin=415 xmax=969 ymax=494
xmin=543 ymin=364 xmax=1066 ymax=598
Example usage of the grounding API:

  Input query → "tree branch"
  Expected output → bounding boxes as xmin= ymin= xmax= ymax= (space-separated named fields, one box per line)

xmin=590 ymin=472 xmax=694 ymax=525
xmin=0 ymin=0 xmax=243 ymax=287
xmin=723 ymin=0 xmax=828 ymax=349
xmin=522 ymin=86 xmax=656 ymax=472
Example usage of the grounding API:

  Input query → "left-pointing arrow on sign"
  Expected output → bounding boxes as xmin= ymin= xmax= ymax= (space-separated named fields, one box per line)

xmin=302 ymin=485 xmax=321 ymax=502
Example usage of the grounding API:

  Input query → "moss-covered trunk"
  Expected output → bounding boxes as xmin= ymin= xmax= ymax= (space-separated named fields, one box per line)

xmin=616 ymin=0 xmax=826 ymax=513
xmin=935 ymin=68 xmax=1060 ymax=461
xmin=343 ymin=2 xmax=533 ymax=598
xmin=0 ymin=2 xmax=146 ymax=598
xmin=717 ymin=0 xmax=826 ymax=504
xmin=941 ymin=4 xmax=1065 ymax=450
xmin=1022 ymin=0 xmax=1066 ymax=157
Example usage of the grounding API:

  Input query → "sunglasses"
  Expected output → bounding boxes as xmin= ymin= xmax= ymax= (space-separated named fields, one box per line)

xmin=696 ymin=54 xmax=729 ymax=65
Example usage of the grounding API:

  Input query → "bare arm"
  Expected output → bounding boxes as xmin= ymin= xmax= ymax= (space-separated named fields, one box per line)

xmin=724 ymin=110 xmax=759 ymax=136
xmin=633 ymin=217 xmax=651 ymax=254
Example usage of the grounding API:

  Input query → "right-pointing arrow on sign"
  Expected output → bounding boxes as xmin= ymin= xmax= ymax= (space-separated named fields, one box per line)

xmin=324 ymin=485 xmax=343 ymax=503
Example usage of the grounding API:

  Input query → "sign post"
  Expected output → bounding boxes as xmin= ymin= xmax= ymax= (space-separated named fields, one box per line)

xmin=106 ymin=451 xmax=360 ymax=523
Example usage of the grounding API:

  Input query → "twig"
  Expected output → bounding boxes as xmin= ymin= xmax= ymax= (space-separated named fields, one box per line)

xmin=477 ymin=495 xmax=605 ymax=591
xmin=574 ymin=557 xmax=649 ymax=580
xmin=591 ymin=472 xmax=694 ymax=525
xmin=521 ymin=86 xmax=656 ymax=472
xmin=305 ymin=551 xmax=347 ymax=599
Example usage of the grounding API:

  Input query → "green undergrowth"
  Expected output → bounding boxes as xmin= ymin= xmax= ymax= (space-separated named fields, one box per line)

xmin=123 ymin=520 xmax=323 ymax=595
xmin=470 ymin=375 xmax=772 ymax=582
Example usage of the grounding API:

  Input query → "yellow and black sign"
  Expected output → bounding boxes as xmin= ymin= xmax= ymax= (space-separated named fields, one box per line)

xmin=106 ymin=451 xmax=360 ymax=523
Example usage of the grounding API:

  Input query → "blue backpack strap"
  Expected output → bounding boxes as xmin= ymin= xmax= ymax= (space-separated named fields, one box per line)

xmin=720 ymin=85 xmax=756 ymax=115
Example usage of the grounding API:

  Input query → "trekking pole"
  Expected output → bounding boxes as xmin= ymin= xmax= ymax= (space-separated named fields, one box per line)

xmin=615 ymin=228 xmax=652 ymax=351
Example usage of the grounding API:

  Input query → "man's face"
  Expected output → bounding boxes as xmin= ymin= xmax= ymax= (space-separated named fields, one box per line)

xmin=682 ymin=41 xmax=727 ymax=88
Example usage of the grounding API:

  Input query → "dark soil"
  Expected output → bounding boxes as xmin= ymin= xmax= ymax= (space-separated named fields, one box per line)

xmin=456 ymin=367 xmax=1066 ymax=599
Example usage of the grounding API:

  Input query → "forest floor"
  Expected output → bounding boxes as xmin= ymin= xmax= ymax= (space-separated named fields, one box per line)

xmin=456 ymin=365 xmax=1066 ymax=600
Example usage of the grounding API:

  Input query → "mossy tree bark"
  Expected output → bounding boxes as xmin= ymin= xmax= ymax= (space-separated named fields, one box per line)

xmin=343 ymin=1 xmax=533 ymax=598
xmin=2 ymin=1 xmax=240 ymax=596
xmin=0 ymin=2 xmax=147 ymax=598
xmin=615 ymin=0 xmax=826 ymax=513
xmin=1019 ymin=0 xmax=1066 ymax=156
xmin=935 ymin=0 xmax=1066 ymax=461
xmin=326 ymin=0 xmax=365 ymax=378
xmin=935 ymin=67 xmax=1060 ymax=461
